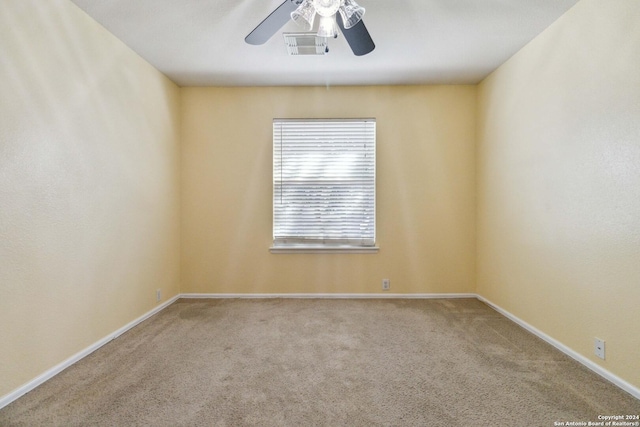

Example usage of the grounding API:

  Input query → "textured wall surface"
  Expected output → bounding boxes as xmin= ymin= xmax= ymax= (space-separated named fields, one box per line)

xmin=0 ymin=0 xmax=181 ymax=397
xmin=181 ymin=86 xmax=477 ymax=295
xmin=477 ymin=0 xmax=640 ymax=389
xmin=3 ymin=0 xmax=639 ymax=406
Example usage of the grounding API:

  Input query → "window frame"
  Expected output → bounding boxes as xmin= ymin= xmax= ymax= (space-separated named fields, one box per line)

xmin=270 ymin=118 xmax=378 ymax=254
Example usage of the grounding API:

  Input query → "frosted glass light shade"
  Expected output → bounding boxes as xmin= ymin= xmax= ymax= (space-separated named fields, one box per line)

xmin=313 ymin=0 xmax=341 ymax=17
xmin=317 ymin=15 xmax=338 ymax=38
xmin=339 ymin=0 xmax=365 ymax=29
xmin=292 ymin=0 xmax=364 ymax=38
xmin=291 ymin=0 xmax=316 ymax=31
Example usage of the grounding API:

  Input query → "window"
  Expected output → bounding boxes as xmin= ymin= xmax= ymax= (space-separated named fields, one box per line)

xmin=271 ymin=118 xmax=377 ymax=253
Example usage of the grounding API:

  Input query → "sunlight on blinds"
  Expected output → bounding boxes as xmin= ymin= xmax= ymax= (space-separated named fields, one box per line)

xmin=273 ymin=119 xmax=376 ymax=248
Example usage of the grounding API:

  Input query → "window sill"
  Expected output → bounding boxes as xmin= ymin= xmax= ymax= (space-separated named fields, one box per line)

xmin=270 ymin=245 xmax=379 ymax=254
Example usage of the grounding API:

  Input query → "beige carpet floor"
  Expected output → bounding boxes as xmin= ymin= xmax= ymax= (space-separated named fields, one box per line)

xmin=1 ymin=298 xmax=638 ymax=426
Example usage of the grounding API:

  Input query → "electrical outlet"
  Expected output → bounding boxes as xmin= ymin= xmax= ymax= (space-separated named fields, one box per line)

xmin=594 ymin=338 xmax=605 ymax=360
xmin=382 ymin=279 xmax=390 ymax=291
xmin=156 ymin=289 xmax=162 ymax=303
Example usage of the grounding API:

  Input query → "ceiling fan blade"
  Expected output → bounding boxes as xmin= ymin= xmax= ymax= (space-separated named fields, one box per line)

xmin=336 ymin=14 xmax=375 ymax=56
xmin=245 ymin=0 xmax=300 ymax=45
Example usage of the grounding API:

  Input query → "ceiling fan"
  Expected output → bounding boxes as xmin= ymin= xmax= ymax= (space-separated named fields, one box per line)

xmin=245 ymin=0 xmax=375 ymax=56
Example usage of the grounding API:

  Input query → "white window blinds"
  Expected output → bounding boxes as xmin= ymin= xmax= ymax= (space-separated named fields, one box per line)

xmin=273 ymin=119 xmax=376 ymax=248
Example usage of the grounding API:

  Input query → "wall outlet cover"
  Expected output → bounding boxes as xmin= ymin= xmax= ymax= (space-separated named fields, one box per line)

xmin=594 ymin=338 xmax=605 ymax=360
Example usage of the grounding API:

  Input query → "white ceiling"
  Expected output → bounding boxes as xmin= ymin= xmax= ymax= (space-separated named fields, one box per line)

xmin=69 ymin=0 xmax=580 ymax=87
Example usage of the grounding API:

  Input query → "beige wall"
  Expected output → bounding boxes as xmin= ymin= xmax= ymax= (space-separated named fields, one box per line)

xmin=181 ymin=86 xmax=477 ymax=295
xmin=477 ymin=0 xmax=640 ymax=389
xmin=3 ymin=0 xmax=638 ymax=405
xmin=0 ymin=0 xmax=181 ymax=397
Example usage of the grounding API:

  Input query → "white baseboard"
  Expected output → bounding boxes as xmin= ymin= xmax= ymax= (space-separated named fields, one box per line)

xmin=476 ymin=295 xmax=640 ymax=400
xmin=0 ymin=295 xmax=180 ymax=410
xmin=2 ymin=293 xmax=637 ymax=410
xmin=179 ymin=293 xmax=478 ymax=299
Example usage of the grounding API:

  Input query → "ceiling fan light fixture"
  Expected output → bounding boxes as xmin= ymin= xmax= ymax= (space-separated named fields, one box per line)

xmin=339 ymin=0 xmax=365 ymax=29
xmin=291 ymin=0 xmax=316 ymax=31
xmin=317 ymin=14 xmax=338 ymax=38
xmin=312 ymin=0 xmax=341 ymax=17
xmin=246 ymin=0 xmax=375 ymax=56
